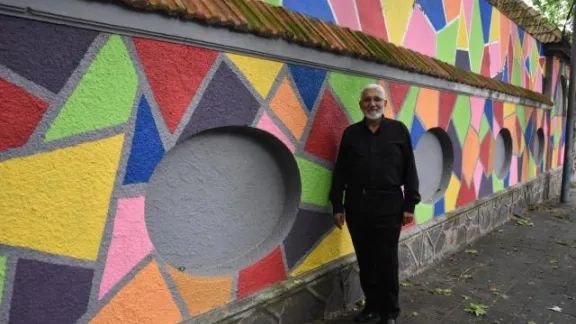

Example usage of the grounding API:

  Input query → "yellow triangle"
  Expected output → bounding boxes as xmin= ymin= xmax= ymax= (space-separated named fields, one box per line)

xmin=457 ymin=7 xmax=469 ymax=49
xmin=290 ymin=226 xmax=355 ymax=277
xmin=503 ymin=102 xmax=515 ymax=116
xmin=489 ymin=6 xmax=500 ymax=43
xmin=226 ymin=53 xmax=283 ymax=99
xmin=444 ymin=173 xmax=460 ymax=213
xmin=382 ymin=0 xmax=414 ymax=46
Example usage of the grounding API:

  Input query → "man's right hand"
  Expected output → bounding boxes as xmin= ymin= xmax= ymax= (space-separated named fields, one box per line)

xmin=334 ymin=212 xmax=345 ymax=230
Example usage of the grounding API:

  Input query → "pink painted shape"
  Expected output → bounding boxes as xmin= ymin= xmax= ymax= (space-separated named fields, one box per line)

xmin=256 ymin=112 xmax=296 ymax=152
xmin=463 ymin=0 xmax=473 ymax=35
xmin=98 ymin=196 xmax=153 ymax=299
xmin=535 ymin=67 xmax=543 ymax=93
xmin=489 ymin=43 xmax=501 ymax=77
xmin=470 ymin=97 xmax=485 ymax=131
xmin=403 ymin=7 xmax=436 ymax=57
xmin=493 ymin=118 xmax=501 ymax=138
xmin=473 ymin=161 xmax=483 ymax=196
xmin=509 ymin=155 xmax=518 ymax=186
xmin=330 ymin=0 xmax=361 ymax=30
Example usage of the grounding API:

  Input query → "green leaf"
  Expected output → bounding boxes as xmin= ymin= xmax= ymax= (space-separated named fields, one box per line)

xmin=465 ymin=249 xmax=478 ymax=256
xmin=464 ymin=303 xmax=488 ymax=317
xmin=432 ymin=288 xmax=453 ymax=296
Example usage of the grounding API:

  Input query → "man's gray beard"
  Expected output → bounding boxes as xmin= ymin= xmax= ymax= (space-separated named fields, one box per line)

xmin=363 ymin=109 xmax=383 ymax=120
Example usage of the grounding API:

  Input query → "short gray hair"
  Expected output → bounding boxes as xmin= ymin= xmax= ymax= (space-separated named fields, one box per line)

xmin=360 ymin=83 xmax=386 ymax=100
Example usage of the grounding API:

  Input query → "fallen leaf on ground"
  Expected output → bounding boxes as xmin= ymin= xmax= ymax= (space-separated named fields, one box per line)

xmin=554 ymin=213 xmax=570 ymax=220
xmin=432 ymin=288 xmax=453 ymax=296
xmin=400 ymin=281 xmax=411 ymax=287
xmin=464 ymin=303 xmax=487 ymax=317
xmin=548 ymin=306 xmax=562 ymax=312
xmin=465 ymin=249 xmax=478 ymax=256
xmin=512 ymin=216 xmax=534 ymax=226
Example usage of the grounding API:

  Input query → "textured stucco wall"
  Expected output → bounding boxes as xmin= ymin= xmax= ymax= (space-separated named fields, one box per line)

xmin=0 ymin=14 xmax=566 ymax=324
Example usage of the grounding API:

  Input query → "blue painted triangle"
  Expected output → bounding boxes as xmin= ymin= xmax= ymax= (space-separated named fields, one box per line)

xmin=479 ymin=0 xmax=493 ymax=44
xmin=288 ymin=64 xmax=327 ymax=112
xmin=434 ymin=197 xmax=445 ymax=217
xmin=411 ymin=116 xmax=426 ymax=149
xmin=416 ymin=0 xmax=447 ymax=31
xmin=123 ymin=96 xmax=165 ymax=184
xmin=504 ymin=171 xmax=510 ymax=188
xmin=525 ymin=57 xmax=531 ymax=75
xmin=503 ymin=59 xmax=509 ymax=83
xmin=518 ymin=27 xmax=525 ymax=47
xmin=484 ymin=99 xmax=493 ymax=129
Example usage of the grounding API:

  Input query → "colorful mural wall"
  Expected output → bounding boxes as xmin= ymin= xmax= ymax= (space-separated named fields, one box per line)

xmin=0 ymin=14 xmax=564 ymax=324
xmin=260 ymin=0 xmax=545 ymax=92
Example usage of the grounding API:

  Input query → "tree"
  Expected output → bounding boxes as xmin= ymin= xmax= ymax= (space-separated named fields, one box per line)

xmin=529 ymin=0 xmax=574 ymax=32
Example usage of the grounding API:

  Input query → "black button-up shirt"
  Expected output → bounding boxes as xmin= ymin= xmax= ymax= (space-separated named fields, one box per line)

xmin=330 ymin=117 xmax=421 ymax=214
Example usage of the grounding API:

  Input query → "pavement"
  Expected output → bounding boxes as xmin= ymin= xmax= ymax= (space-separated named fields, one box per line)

xmin=318 ymin=191 xmax=576 ymax=324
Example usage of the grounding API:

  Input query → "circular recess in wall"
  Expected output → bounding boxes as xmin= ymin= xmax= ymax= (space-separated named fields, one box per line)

xmin=414 ymin=127 xmax=454 ymax=203
xmin=145 ymin=126 xmax=301 ymax=276
xmin=494 ymin=129 xmax=513 ymax=179
xmin=532 ymin=127 xmax=545 ymax=165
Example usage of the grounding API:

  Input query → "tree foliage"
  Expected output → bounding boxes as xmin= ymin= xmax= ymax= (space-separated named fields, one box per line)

xmin=530 ymin=0 xmax=574 ymax=32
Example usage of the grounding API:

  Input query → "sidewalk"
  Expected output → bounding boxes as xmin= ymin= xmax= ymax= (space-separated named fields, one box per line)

xmin=321 ymin=191 xmax=576 ymax=324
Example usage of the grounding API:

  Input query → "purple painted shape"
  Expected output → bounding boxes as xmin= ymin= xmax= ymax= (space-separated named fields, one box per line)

xmin=9 ymin=259 xmax=93 ymax=324
xmin=478 ymin=173 xmax=492 ymax=199
xmin=179 ymin=62 xmax=260 ymax=139
xmin=455 ymin=50 xmax=471 ymax=71
xmin=0 ymin=15 xmax=98 ymax=93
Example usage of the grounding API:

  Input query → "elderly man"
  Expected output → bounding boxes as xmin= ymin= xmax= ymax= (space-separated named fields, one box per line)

xmin=330 ymin=84 xmax=421 ymax=324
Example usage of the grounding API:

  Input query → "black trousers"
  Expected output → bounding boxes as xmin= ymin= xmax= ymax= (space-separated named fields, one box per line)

xmin=345 ymin=191 xmax=403 ymax=319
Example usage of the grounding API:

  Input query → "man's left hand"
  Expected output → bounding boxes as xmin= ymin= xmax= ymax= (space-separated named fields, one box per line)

xmin=402 ymin=212 xmax=415 ymax=225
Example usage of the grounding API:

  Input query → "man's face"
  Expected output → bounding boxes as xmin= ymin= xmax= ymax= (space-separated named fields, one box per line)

xmin=359 ymin=88 xmax=386 ymax=121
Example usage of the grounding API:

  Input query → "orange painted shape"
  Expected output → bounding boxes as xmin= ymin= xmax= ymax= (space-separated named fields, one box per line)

xmin=269 ymin=77 xmax=308 ymax=140
xmin=522 ymin=150 xmax=529 ymax=181
xmin=500 ymin=14 xmax=510 ymax=68
xmin=504 ymin=115 xmax=518 ymax=154
xmin=444 ymin=0 xmax=461 ymax=22
xmin=415 ymin=88 xmax=439 ymax=129
xmin=166 ymin=266 xmax=233 ymax=316
xmin=462 ymin=129 xmax=480 ymax=186
xmin=486 ymin=136 xmax=495 ymax=174
xmin=90 ymin=260 xmax=181 ymax=324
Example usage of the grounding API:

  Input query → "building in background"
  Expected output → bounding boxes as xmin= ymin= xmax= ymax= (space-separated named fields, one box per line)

xmin=0 ymin=0 xmax=571 ymax=323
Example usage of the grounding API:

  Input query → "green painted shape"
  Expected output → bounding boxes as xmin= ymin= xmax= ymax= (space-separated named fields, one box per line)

xmin=259 ymin=0 xmax=281 ymax=5
xmin=452 ymin=95 xmax=471 ymax=145
xmin=492 ymin=175 xmax=504 ymax=193
xmin=469 ymin=1 xmax=484 ymax=73
xmin=478 ymin=115 xmax=490 ymax=140
xmin=437 ymin=19 xmax=459 ymax=65
xmin=529 ymin=154 xmax=536 ymax=178
xmin=0 ymin=256 xmax=5 ymax=304
xmin=415 ymin=202 xmax=434 ymax=224
xmin=45 ymin=35 xmax=138 ymax=141
xmin=530 ymin=43 xmax=539 ymax=78
xmin=296 ymin=158 xmax=332 ymax=207
xmin=329 ymin=72 xmax=377 ymax=122
xmin=397 ymin=86 xmax=419 ymax=130
xmin=517 ymin=105 xmax=526 ymax=131
xmin=512 ymin=59 xmax=522 ymax=87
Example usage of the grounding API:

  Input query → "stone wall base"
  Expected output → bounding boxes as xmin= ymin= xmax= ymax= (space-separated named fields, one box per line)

xmin=185 ymin=169 xmax=563 ymax=324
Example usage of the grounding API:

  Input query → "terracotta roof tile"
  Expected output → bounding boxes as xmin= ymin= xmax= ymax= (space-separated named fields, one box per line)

xmin=113 ymin=0 xmax=553 ymax=105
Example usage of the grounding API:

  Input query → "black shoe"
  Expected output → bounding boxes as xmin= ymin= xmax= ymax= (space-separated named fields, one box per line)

xmin=354 ymin=309 xmax=380 ymax=323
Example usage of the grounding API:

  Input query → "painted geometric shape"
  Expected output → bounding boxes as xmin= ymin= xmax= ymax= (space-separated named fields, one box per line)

xmin=290 ymin=226 xmax=354 ymax=277
xmin=434 ymin=197 xmax=445 ymax=217
xmin=463 ymin=0 xmax=473 ymax=35
xmin=283 ymin=0 xmax=335 ymax=22
xmin=44 ymin=36 xmax=137 ymax=141
xmin=296 ymin=158 xmax=333 ymax=207
xmin=0 ymin=78 xmax=49 ymax=152
xmin=444 ymin=173 xmax=460 ymax=212
xmin=415 ymin=88 xmax=439 ymax=130
xmin=530 ymin=44 xmax=540 ymax=78
xmin=180 ymin=62 xmax=260 ymax=138
xmin=260 ymin=0 xmax=281 ymax=5
xmin=404 ymin=7 xmax=436 ymax=57
xmin=256 ymin=112 xmax=295 ymax=152
xmin=388 ymin=82 xmax=411 ymax=114
xmin=382 ymin=0 xmax=415 ymax=45
xmin=457 ymin=7 xmax=469 ymax=49
xmin=447 ymin=121 xmax=463 ymax=179
xmin=305 ymin=91 xmax=350 ymax=162
xmin=470 ymin=97 xmax=485 ymax=131
xmin=444 ymin=0 xmax=461 ymax=22
xmin=416 ymin=0 xmax=446 ymax=30
xmin=166 ymin=266 xmax=233 ymax=316
xmin=0 ymin=256 xmax=6 ymax=305
xmin=500 ymin=14 xmax=510 ymax=65
xmin=479 ymin=115 xmax=490 ymax=140
xmin=0 ymin=135 xmax=124 ymax=260
xmin=456 ymin=176 xmax=476 ymax=208
xmin=123 ymin=96 xmax=165 ymax=185
xmin=90 ymin=260 xmax=182 ymax=324
xmin=283 ymin=208 xmax=334 ymax=270
xmin=488 ymin=42 xmax=501 ymax=77
xmin=437 ymin=19 xmax=459 ymax=65
xmin=269 ymin=77 xmax=308 ymax=140
xmin=452 ymin=95 xmax=471 ymax=145
xmin=462 ymin=129 xmax=479 ymax=185
xmin=502 ymin=59 xmax=509 ymax=83
xmin=438 ymin=91 xmax=457 ymax=130
xmin=480 ymin=133 xmax=495 ymax=174
xmin=485 ymin=99 xmax=495 ymax=128
xmin=237 ymin=247 xmax=286 ymax=298
xmin=479 ymin=0 xmax=492 ymax=44
xmin=227 ymin=53 xmax=283 ymax=99
xmin=397 ymin=86 xmax=419 ymax=130
xmin=517 ymin=104 xmax=526 ymax=131
xmin=512 ymin=59 xmax=522 ymax=86
xmin=329 ymin=72 xmax=376 ymax=122
xmin=288 ymin=64 xmax=327 ymax=112
xmin=0 ymin=15 xmax=98 ymax=93
xmin=456 ymin=50 xmax=471 ymax=71
xmin=469 ymin=0 xmax=484 ymax=73
xmin=98 ymin=196 xmax=153 ymax=299
xmin=489 ymin=5 xmax=500 ymax=42
xmin=134 ymin=38 xmax=218 ymax=133
xmin=478 ymin=173 xmax=492 ymax=198
xmin=518 ymin=27 xmax=525 ymax=48
xmin=357 ymin=0 xmax=388 ymax=40
xmin=415 ymin=203 xmax=434 ymax=224
xmin=509 ymin=155 xmax=518 ymax=186
xmin=9 ymin=259 xmax=93 ymax=324
xmin=473 ymin=161 xmax=483 ymax=196
xmin=480 ymin=46 xmax=490 ymax=77
xmin=329 ymin=0 xmax=361 ymax=30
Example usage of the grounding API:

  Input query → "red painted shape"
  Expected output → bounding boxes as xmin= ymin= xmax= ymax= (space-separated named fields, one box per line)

xmin=508 ymin=39 xmax=514 ymax=82
xmin=388 ymin=82 xmax=411 ymax=114
xmin=0 ymin=78 xmax=48 ymax=151
xmin=480 ymin=133 xmax=492 ymax=174
xmin=356 ymin=0 xmax=388 ymax=41
xmin=456 ymin=179 xmax=476 ymax=208
xmin=524 ymin=71 xmax=531 ymax=90
xmin=539 ymin=57 xmax=545 ymax=69
xmin=133 ymin=38 xmax=218 ymax=133
xmin=438 ymin=91 xmax=457 ymax=130
xmin=305 ymin=91 xmax=350 ymax=162
xmin=481 ymin=46 xmax=491 ymax=77
xmin=237 ymin=247 xmax=286 ymax=299
xmin=492 ymin=100 xmax=503 ymax=128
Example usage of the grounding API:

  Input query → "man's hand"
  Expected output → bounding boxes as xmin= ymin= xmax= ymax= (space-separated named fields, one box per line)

xmin=402 ymin=212 xmax=415 ymax=225
xmin=334 ymin=212 xmax=346 ymax=229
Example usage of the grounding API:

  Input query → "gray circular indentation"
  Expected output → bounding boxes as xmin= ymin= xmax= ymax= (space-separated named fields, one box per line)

xmin=145 ymin=126 xmax=301 ymax=276
xmin=414 ymin=128 xmax=454 ymax=203
xmin=532 ymin=128 xmax=545 ymax=165
xmin=494 ymin=129 xmax=513 ymax=179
